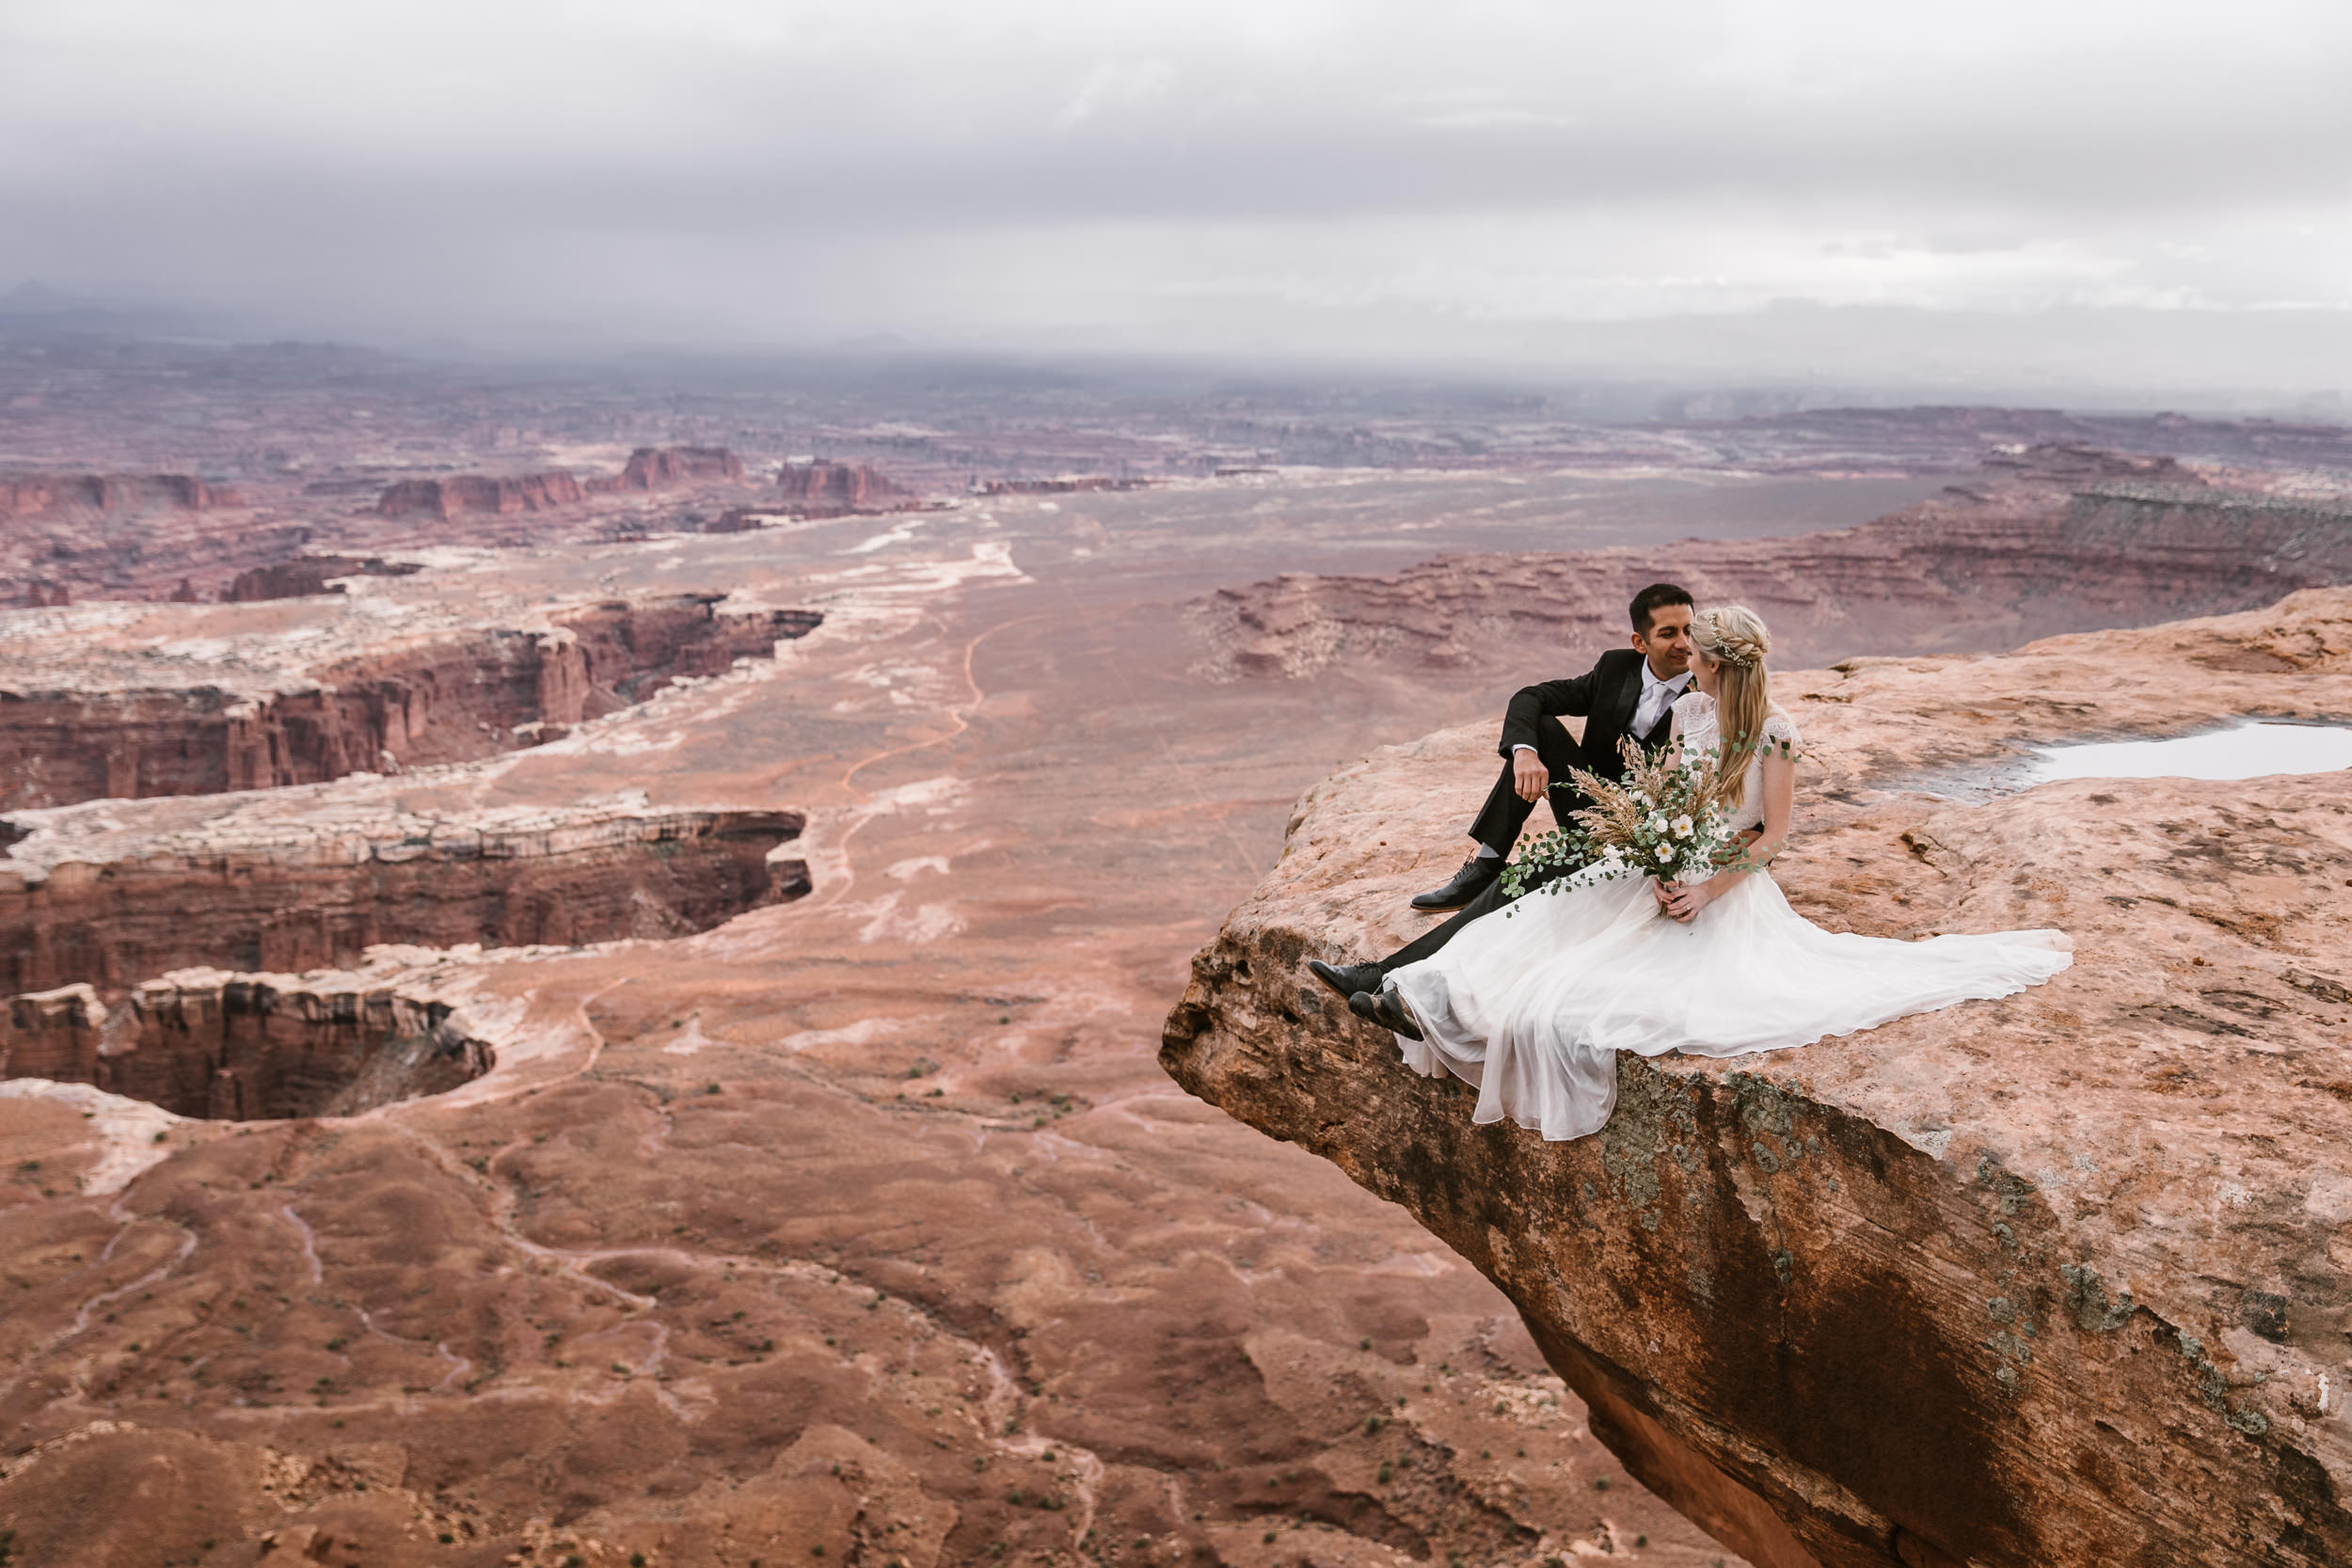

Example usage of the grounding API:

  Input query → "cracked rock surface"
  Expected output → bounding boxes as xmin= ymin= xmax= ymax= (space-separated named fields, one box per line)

xmin=1164 ymin=589 xmax=2352 ymax=1568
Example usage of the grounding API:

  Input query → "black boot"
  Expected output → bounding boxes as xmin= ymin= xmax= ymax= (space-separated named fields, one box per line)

xmin=1410 ymin=854 xmax=1501 ymax=911
xmin=1308 ymin=958 xmax=1387 ymax=1001
xmin=1348 ymin=988 xmax=1423 ymax=1041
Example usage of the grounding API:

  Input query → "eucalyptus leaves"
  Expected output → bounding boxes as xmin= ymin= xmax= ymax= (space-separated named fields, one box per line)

xmin=1499 ymin=732 xmax=1793 ymax=910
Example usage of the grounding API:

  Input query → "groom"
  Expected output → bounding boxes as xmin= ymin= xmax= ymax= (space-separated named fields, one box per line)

xmin=1308 ymin=581 xmax=1697 ymax=1036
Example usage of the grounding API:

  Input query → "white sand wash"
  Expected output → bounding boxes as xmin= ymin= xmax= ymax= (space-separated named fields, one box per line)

xmin=2027 ymin=721 xmax=2352 ymax=784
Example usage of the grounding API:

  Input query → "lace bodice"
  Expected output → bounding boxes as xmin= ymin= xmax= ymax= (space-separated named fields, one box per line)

xmin=1671 ymin=690 xmax=1800 ymax=833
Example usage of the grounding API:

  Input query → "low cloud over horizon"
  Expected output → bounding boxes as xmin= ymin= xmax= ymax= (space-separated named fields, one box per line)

xmin=4 ymin=0 xmax=2348 ymax=399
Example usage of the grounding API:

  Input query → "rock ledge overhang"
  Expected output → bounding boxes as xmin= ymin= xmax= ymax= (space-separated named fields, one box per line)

xmin=1162 ymin=588 xmax=2352 ymax=1568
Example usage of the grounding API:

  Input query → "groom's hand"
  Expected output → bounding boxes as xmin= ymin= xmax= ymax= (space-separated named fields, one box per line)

xmin=1512 ymin=749 xmax=1549 ymax=801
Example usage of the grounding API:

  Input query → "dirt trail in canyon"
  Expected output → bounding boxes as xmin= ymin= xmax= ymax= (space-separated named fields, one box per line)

xmin=0 ymin=469 xmax=1979 ymax=1565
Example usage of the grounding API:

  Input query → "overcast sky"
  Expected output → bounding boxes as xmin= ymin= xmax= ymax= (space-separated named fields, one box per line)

xmin=4 ymin=0 xmax=2349 ymax=394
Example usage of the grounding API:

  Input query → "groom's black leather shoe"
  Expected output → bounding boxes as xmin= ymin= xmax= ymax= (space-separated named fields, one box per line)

xmin=1410 ymin=855 xmax=1500 ymax=911
xmin=1348 ymin=988 xmax=1423 ymax=1041
xmin=1308 ymin=958 xmax=1386 ymax=1001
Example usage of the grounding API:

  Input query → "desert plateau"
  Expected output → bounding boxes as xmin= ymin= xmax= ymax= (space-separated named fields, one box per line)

xmin=17 ymin=2 xmax=2352 ymax=1561
xmin=1 ymin=331 xmax=2350 ymax=1568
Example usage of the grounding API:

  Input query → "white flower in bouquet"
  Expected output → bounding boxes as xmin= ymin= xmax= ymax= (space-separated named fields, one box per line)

xmin=1500 ymin=736 xmax=1759 ymax=911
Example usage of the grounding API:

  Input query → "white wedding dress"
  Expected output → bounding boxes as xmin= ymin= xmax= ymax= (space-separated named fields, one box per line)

xmin=1383 ymin=691 xmax=2072 ymax=1141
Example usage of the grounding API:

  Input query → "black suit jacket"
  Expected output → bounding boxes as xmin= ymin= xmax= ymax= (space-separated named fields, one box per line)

xmin=1498 ymin=647 xmax=1678 ymax=782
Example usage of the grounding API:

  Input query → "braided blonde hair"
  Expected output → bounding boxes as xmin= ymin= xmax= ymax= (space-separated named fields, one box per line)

xmin=1693 ymin=605 xmax=1772 ymax=812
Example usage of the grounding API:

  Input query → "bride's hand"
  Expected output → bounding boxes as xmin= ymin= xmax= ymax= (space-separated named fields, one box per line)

xmin=1660 ymin=877 xmax=1721 ymax=924
xmin=1715 ymin=828 xmax=1763 ymax=866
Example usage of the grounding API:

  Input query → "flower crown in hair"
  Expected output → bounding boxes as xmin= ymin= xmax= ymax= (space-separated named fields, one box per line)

xmin=1697 ymin=618 xmax=1768 ymax=669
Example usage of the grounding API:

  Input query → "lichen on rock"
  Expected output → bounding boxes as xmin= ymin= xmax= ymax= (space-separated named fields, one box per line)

xmin=1164 ymin=589 xmax=2352 ymax=1568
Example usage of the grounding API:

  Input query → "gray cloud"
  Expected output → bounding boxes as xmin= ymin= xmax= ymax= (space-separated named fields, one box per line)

xmin=3 ymin=0 xmax=2348 ymax=393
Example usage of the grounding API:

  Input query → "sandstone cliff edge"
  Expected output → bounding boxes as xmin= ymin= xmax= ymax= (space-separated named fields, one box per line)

xmin=1163 ymin=590 xmax=2352 ymax=1568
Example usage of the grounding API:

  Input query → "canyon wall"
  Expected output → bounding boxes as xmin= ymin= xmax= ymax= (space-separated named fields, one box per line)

xmin=1162 ymin=590 xmax=2352 ymax=1568
xmin=0 ymin=804 xmax=808 ymax=996
xmin=25 ymin=968 xmax=497 ymax=1120
xmin=0 ymin=597 xmax=822 ymax=809
xmin=776 ymin=461 xmax=911 ymax=515
xmin=0 ymin=472 xmax=252 ymax=603
xmin=0 ymin=982 xmax=105 ymax=1083
xmin=1194 ymin=463 xmax=2352 ymax=679
xmin=0 ymin=473 xmax=227 ymax=518
xmin=119 ymin=970 xmax=495 ymax=1119
xmin=555 ymin=597 xmax=823 ymax=701
xmin=374 ymin=471 xmax=584 ymax=520
xmin=1 ymin=450 xmax=756 ymax=603
xmin=607 ymin=445 xmax=744 ymax=489
xmin=3 ymin=633 xmax=580 ymax=806
xmin=224 ymin=556 xmax=421 ymax=601
xmin=380 ymin=447 xmax=745 ymax=515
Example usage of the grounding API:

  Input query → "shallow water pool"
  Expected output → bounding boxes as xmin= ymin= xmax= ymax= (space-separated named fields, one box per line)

xmin=2026 ymin=721 xmax=2352 ymax=784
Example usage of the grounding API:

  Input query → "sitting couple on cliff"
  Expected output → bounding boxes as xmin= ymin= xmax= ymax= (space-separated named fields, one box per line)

xmin=1307 ymin=582 xmax=2072 ymax=1142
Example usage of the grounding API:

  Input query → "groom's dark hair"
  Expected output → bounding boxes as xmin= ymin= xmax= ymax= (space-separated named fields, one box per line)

xmin=1629 ymin=582 xmax=1693 ymax=636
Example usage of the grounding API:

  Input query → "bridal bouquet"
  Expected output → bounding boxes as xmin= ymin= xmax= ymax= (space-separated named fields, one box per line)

xmin=1499 ymin=738 xmax=1743 ymax=908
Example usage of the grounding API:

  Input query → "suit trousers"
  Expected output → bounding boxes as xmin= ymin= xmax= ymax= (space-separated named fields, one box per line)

xmin=1386 ymin=718 xmax=1595 ymax=975
xmin=1464 ymin=714 xmax=1594 ymax=858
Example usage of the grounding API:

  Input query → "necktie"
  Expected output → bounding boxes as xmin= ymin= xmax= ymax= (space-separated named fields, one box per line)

xmin=1635 ymin=677 xmax=1678 ymax=737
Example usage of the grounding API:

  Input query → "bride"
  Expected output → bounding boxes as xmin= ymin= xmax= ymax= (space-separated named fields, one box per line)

xmin=1377 ymin=604 xmax=2073 ymax=1142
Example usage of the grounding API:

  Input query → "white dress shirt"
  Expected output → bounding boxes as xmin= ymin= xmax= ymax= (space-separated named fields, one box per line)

xmin=1515 ymin=661 xmax=1691 ymax=755
xmin=1630 ymin=661 xmax=1693 ymax=739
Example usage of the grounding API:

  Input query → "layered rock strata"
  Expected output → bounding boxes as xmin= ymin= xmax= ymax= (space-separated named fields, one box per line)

xmin=1 ymin=961 xmax=499 ymax=1119
xmin=224 ymin=555 xmax=421 ymax=602
xmin=1164 ymin=589 xmax=2352 ymax=1568
xmin=373 ymin=448 xmax=748 ymax=517
xmin=777 ymin=460 xmax=911 ymax=515
xmin=0 ymin=472 xmax=286 ymax=606
xmin=115 ymin=966 xmax=496 ymax=1120
xmin=0 ymin=594 xmax=821 ymax=807
xmin=0 ymin=472 xmax=229 ymax=518
xmin=0 ymin=793 xmax=808 ymax=995
xmin=1 ymin=982 xmax=106 ymax=1083
xmin=374 ymin=472 xmax=584 ymax=520
xmin=606 ymin=445 xmax=744 ymax=490
xmin=1196 ymin=455 xmax=2352 ymax=678
xmin=0 ymin=447 xmax=759 ymax=603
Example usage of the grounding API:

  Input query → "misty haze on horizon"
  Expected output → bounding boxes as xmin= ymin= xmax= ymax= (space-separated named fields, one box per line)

xmin=4 ymin=0 xmax=2349 ymax=412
